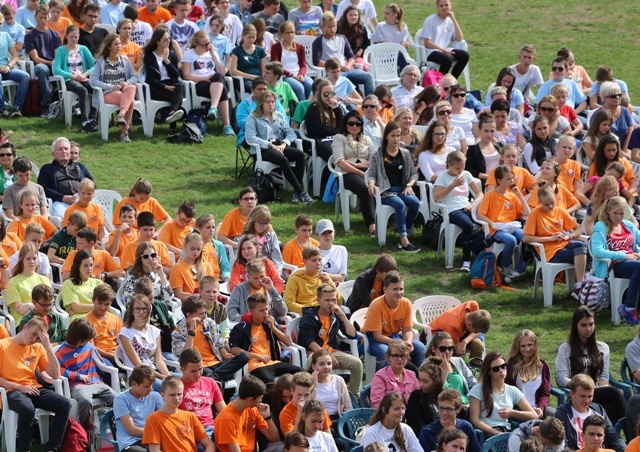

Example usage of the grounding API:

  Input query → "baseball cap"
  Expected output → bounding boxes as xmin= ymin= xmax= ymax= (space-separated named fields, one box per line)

xmin=316 ymin=219 xmax=335 ymax=235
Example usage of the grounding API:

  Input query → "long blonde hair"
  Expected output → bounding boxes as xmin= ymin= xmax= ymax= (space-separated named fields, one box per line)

xmin=598 ymin=196 xmax=628 ymax=235
xmin=508 ymin=330 xmax=542 ymax=382
xmin=183 ymin=232 xmax=207 ymax=281
xmin=252 ymin=91 xmax=277 ymax=118
xmin=590 ymin=175 xmax=619 ymax=222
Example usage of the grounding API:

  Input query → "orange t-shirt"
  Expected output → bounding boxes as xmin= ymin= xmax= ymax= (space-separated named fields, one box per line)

xmin=281 ymin=237 xmax=321 ymax=268
xmin=478 ymin=189 xmax=524 ymax=235
xmin=588 ymin=158 xmax=636 ymax=190
xmin=557 ymin=159 xmax=582 ymax=193
xmin=120 ymin=41 xmax=142 ymax=69
xmin=158 ymin=219 xmax=194 ymax=251
xmin=248 ymin=323 xmax=277 ymax=372
xmin=84 ymin=311 xmax=122 ymax=354
xmin=106 ymin=228 xmax=140 ymax=258
xmin=62 ymin=249 xmax=120 ymax=277
xmin=194 ymin=323 xmax=220 ymax=367
xmin=113 ymin=196 xmax=169 ymax=226
xmin=527 ymin=184 xmax=579 ymax=211
xmin=2 ymin=233 xmax=23 ymax=263
xmin=201 ymin=240 xmax=221 ymax=280
xmin=0 ymin=325 xmax=8 ymax=339
xmin=61 ymin=6 xmax=83 ymax=27
xmin=169 ymin=259 xmax=214 ymax=295
xmin=215 ymin=404 xmax=268 ymax=452
xmin=318 ymin=313 xmax=336 ymax=352
xmin=120 ymin=239 xmax=172 ymax=270
xmin=279 ymin=401 xmax=332 ymax=435
xmin=0 ymin=337 xmax=48 ymax=388
xmin=356 ymin=105 xmax=394 ymax=124
xmin=7 ymin=215 xmax=57 ymax=241
xmin=47 ymin=17 xmax=73 ymax=39
xmin=429 ymin=300 xmax=479 ymax=344
xmin=63 ymin=202 xmax=105 ymax=233
xmin=218 ymin=208 xmax=248 ymax=241
xmin=486 ymin=166 xmax=536 ymax=194
xmin=137 ymin=6 xmax=173 ymax=28
xmin=361 ymin=296 xmax=412 ymax=336
xmin=523 ymin=206 xmax=578 ymax=260
xmin=142 ymin=409 xmax=208 ymax=451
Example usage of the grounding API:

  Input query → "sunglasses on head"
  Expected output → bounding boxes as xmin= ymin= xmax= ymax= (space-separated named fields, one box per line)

xmin=347 ymin=121 xmax=362 ymax=127
xmin=451 ymin=92 xmax=466 ymax=98
xmin=142 ymin=253 xmax=158 ymax=259
xmin=323 ymin=91 xmax=336 ymax=98
xmin=551 ymin=66 xmax=564 ymax=72
xmin=491 ymin=363 xmax=508 ymax=373
xmin=438 ymin=345 xmax=455 ymax=353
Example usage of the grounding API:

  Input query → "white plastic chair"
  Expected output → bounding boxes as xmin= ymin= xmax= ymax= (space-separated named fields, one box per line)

xmin=93 ymin=189 xmax=122 ymax=233
xmin=138 ymin=66 xmax=191 ymax=137
xmin=249 ymin=139 xmax=308 ymax=193
xmin=412 ymin=296 xmax=461 ymax=345
xmin=327 ymin=156 xmax=357 ymax=232
xmin=412 ymin=29 xmax=470 ymax=90
xmin=299 ymin=120 xmax=325 ymax=198
xmin=337 ymin=280 xmax=355 ymax=302
xmin=529 ymin=242 xmax=576 ymax=307
xmin=293 ymin=35 xmax=323 ymax=78
xmin=50 ymin=75 xmax=79 ymax=128
xmin=362 ymin=43 xmax=416 ymax=87
xmin=373 ymin=187 xmax=396 ymax=247
xmin=470 ymin=202 xmax=512 ymax=261
xmin=95 ymin=23 xmax=116 ymax=33
xmin=92 ymin=84 xmax=150 ymax=141
xmin=1 ymin=80 xmax=18 ymax=107
xmin=0 ymin=293 xmax=16 ymax=336
xmin=415 ymin=180 xmax=430 ymax=225
xmin=115 ymin=285 xmax=127 ymax=315
xmin=349 ymin=308 xmax=375 ymax=385
xmin=587 ymin=239 xmax=629 ymax=325
xmin=285 ymin=317 xmax=309 ymax=369
xmin=50 ymin=262 xmax=64 ymax=293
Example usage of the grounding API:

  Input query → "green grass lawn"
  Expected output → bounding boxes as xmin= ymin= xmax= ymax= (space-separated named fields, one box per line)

xmin=7 ymin=0 xmax=638 ymax=393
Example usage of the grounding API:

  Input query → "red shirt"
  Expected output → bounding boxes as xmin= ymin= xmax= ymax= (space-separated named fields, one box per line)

xmin=608 ymin=223 xmax=634 ymax=254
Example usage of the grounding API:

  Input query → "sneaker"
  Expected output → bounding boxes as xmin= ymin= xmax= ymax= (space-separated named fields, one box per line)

xmin=0 ymin=109 xmax=9 ymax=119
xmin=40 ymin=108 xmax=49 ymax=118
xmin=207 ymin=106 xmax=219 ymax=120
xmin=82 ymin=120 xmax=98 ymax=132
xmin=618 ymin=305 xmax=640 ymax=325
xmin=9 ymin=108 xmax=22 ymax=119
xmin=165 ymin=109 xmax=184 ymax=124
xmin=292 ymin=191 xmax=302 ymax=203
xmin=222 ymin=125 xmax=236 ymax=137
xmin=300 ymin=191 xmax=313 ymax=204
xmin=460 ymin=261 xmax=471 ymax=272
xmin=400 ymin=243 xmax=420 ymax=253
xmin=502 ymin=267 xmax=520 ymax=279
xmin=120 ymin=132 xmax=131 ymax=143
xmin=115 ymin=113 xmax=126 ymax=126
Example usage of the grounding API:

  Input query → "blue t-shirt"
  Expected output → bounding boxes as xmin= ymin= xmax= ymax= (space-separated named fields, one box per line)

xmin=1 ymin=22 xmax=25 ymax=47
xmin=113 ymin=389 xmax=163 ymax=449
xmin=535 ymin=79 xmax=586 ymax=108
xmin=0 ymin=31 xmax=14 ymax=66
xmin=209 ymin=33 xmax=231 ymax=62
xmin=230 ymin=4 xmax=252 ymax=24
xmin=589 ymin=79 xmax=630 ymax=102
xmin=231 ymin=44 xmax=266 ymax=78
xmin=15 ymin=6 xmax=36 ymax=29
xmin=99 ymin=2 xmax=126 ymax=26
xmin=334 ymin=75 xmax=355 ymax=98
xmin=591 ymin=107 xmax=634 ymax=145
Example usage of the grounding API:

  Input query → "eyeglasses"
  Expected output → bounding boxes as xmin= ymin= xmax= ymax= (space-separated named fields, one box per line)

xmin=443 ymin=86 xmax=451 ymax=91
xmin=363 ymin=104 xmax=377 ymax=109
xmin=389 ymin=354 xmax=407 ymax=360
xmin=437 ymin=110 xmax=452 ymax=116
xmin=432 ymin=132 xmax=447 ymax=137
xmin=347 ymin=121 xmax=362 ymax=127
xmin=491 ymin=363 xmax=508 ymax=373
xmin=241 ymin=196 xmax=257 ymax=201
xmin=133 ymin=307 xmax=150 ymax=313
xmin=199 ymin=42 xmax=211 ymax=47
xmin=551 ymin=66 xmax=564 ymax=72
xmin=323 ymin=91 xmax=336 ymax=98
xmin=437 ymin=406 xmax=457 ymax=413
xmin=438 ymin=345 xmax=455 ymax=353
xmin=539 ymin=106 xmax=556 ymax=113
xmin=142 ymin=253 xmax=158 ymax=259
xmin=35 ymin=301 xmax=53 ymax=308
xmin=607 ymin=93 xmax=623 ymax=99
xmin=0 ymin=153 xmax=12 ymax=157
xmin=451 ymin=92 xmax=466 ymax=98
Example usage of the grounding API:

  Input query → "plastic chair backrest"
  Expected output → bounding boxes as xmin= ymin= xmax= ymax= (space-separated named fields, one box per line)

xmin=349 ymin=308 xmax=367 ymax=329
xmin=93 ymin=190 xmax=123 ymax=225
xmin=358 ymin=384 xmax=371 ymax=408
xmin=482 ymin=432 xmax=510 ymax=452
xmin=413 ymin=296 xmax=461 ymax=326
xmin=337 ymin=408 xmax=376 ymax=443
xmin=337 ymin=280 xmax=355 ymax=302
xmin=285 ymin=316 xmax=302 ymax=343
xmin=99 ymin=409 xmax=120 ymax=452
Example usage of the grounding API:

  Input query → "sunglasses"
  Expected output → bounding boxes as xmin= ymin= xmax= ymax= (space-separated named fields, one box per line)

xmin=363 ymin=104 xmax=377 ymax=109
xmin=437 ymin=110 xmax=452 ymax=116
xmin=323 ymin=91 xmax=336 ymax=98
xmin=438 ymin=345 xmax=455 ymax=353
xmin=451 ymin=92 xmax=466 ymax=98
xmin=551 ymin=66 xmax=564 ymax=72
xmin=443 ymin=86 xmax=451 ymax=91
xmin=142 ymin=253 xmax=158 ymax=259
xmin=491 ymin=363 xmax=508 ymax=373
xmin=539 ymin=106 xmax=556 ymax=113
xmin=0 ymin=153 xmax=12 ymax=157
xmin=607 ymin=93 xmax=623 ymax=99
xmin=347 ymin=121 xmax=362 ymax=127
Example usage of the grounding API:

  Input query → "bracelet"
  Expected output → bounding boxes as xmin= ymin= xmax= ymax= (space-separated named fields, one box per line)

xmin=187 ymin=330 xmax=196 ymax=337
xmin=263 ymin=416 xmax=272 ymax=421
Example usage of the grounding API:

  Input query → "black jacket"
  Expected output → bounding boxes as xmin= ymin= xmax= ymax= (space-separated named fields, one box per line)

xmin=303 ymin=102 xmax=344 ymax=141
xmin=229 ymin=314 xmax=283 ymax=361
xmin=465 ymin=142 xmax=503 ymax=181
xmin=142 ymin=50 xmax=181 ymax=90
xmin=347 ymin=268 xmax=382 ymax=312
xmin=298 ymin=306 xmax=356 ymax=351
xmin=555 ymin=402 xmax=625 ymax=452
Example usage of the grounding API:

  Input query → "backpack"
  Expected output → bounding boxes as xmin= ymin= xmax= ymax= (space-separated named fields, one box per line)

xmin=578 ymin=272 xmax=611 ymax=313
xmin=62 ymin=417 xmax=89 ymax=452
xmin=422 ymin=69 xmax=444 ymax=88
xmin=470 ymin=251 xmax=502 ymax=289
xmin=249 ymin=168 xmax=280 ymax=203
xmin=167 ymin=122 xmax=204 ymax=144
xmin=185 ymin=108 xmax=208 ymax=135
xmin=22 ymin=79 xmax=41 ymax=116
xmin=48 ymin=100 xmax=63 ymax=119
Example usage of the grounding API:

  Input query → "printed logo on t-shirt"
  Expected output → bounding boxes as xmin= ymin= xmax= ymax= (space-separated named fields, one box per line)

xmin=505 ymin=201 xmax=513 ymax=210
xmin=176 ymin=420 xmax=193 ymax=437
xmin=24 ymin=355 xmax=36 ymax=367
xmin=568 ymin=169 xmax=575 ymax=177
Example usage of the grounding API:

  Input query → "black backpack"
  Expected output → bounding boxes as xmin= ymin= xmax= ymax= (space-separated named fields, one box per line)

xmin=249 ymin=168 xmax=280 ymax=203
xmin=167 ymin=122 xmax=204 ymax=144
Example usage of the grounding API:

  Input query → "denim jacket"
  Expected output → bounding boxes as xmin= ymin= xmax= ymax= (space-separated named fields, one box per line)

xmin=245 ymin=111 xmax=296 ymax=152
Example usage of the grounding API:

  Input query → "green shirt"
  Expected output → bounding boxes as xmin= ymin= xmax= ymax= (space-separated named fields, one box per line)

xmin=18 ymin=310 xmax=67 ymax=343
xmin=292 ymin=100 xmax=310 ymax=124
xmin=270 ymin=81 xmax=298 ymax=114
xmin=445 ymin=368 xmax=469 ymax=405
xmin=49 ymin=227 xmax=77 ymax=259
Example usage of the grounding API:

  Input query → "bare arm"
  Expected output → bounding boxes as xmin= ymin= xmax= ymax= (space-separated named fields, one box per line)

xmin=230 ymin=53 xmax=257 ymax=79
xmin=119 ymin=413 xmax=144 ymax=437
xmin=28 ymin=49 xmax=52 ymax=66
xmin=47 ymin=248 xmax=65 ymax=265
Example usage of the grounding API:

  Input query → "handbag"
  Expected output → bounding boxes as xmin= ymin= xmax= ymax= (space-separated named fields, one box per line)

xmin=578 ymin=272 xmax=611 ymax=313
xmin=249 ymin=168 xmax=280 ymax=203
xmin=422 ymin=212 xmax=443 ymax=250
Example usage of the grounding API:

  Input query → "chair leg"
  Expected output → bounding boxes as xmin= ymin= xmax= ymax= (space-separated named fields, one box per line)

xmin=377 ymin=216 xmax=386 ymax=246
xmin=342 ymin=196 xmax=351 ymax=232
xmin=5 ymin=411 xmax=18 ymax=452
xmin=542 ymin=270 xmax=555 ymax=307
xmin=38 ymin=411 xmax=51 ymax=444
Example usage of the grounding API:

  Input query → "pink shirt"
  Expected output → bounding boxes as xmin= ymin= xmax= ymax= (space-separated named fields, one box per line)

xmin=370 ymin=365 xmax=420 ymax=408
xmin=179 ymin=377 xmax=223 ymax=427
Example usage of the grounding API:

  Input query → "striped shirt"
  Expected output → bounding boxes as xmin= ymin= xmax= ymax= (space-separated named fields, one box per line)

xmin=55 ymin=342 xmax=101 ymax=388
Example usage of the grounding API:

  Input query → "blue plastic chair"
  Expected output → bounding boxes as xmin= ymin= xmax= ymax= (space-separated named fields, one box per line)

xmin=337 ymin=408 xmax=375 ymax=452
xmin=621 ymin=358 xmax=640 ymax=394
xmin=99 ymin=409 xmax=120 ymax=452
xmin=482 ymin=432 xmax=510 ymax=452
xmin=615 ymin=416 xmax=629 ymax=440
xmin=550 ymin=385 xmax=566 ymax=405
xmin=359 ymin=384 xmax=371 ymax=408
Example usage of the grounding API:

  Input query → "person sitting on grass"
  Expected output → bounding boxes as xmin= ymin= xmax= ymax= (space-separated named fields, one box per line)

xmin=18 ymin=284 xmax=66 ymax=345
xmin=228 ymin=258 xmax=286 ymax=322
xmin=48 ymin=210 xmax=87 ymax=265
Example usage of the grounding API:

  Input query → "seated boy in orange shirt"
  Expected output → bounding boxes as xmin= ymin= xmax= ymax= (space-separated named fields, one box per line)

xmin=84 ymin=283 xmax=122 ymax=368
xmin=159 ymin=200 xmax=196 ymax=255
xmin=142 ymin=376 xmax=215 ymax=452
xmin=106 ymin=204 xmax=139 ymax=258
xmin=62 ymin=178 xmax=106 ymax=244
xmin=281 ymin=214 xmax=320 ymax=271
xmin=429 ymin=300 xmax=490 ymax=360
xmin=215 ymin=375 xmax=280 ymax=452
xmin=279 ymin=371 xmax=332 ymax=435
xmin=216 ymin=187 xmax=258 ymax=249
xmin=120 ymin=212 xmax=172 ymax=276
xmin=62 ymin=227 xmax=124 ymax=284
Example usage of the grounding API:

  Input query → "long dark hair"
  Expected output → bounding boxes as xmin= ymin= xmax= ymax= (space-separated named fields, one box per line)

xmin=568 ymin=306 xmax=603 ymax=382
xmin=129 ymin=242 xmax=156 ymax=278
xmin=369 ymin=392 xmax=407 ymax=452
xmin=340 ymin=110 xmax=363 ymax=139
xmin=418 ymin=356 xmax=445 ymax=402
xmin=414 ymin=120 xmax=447 ymax=159
xmin=236 ymin=234 xmax=261 ymax=266
xmin=479 ymin=351 xmax=504 ymax=418
xmin=143 ymin=25 xmax=170 ymax=56
xmin=70 ymin=249 xmax=92 ymax=285
xmin=495 ymin=67 xmax=516 ymax=105
xmin=336 ymin=5 xmax=364 ymax=52
xmin=381 ymin=121 xmax=401 ymax=161
xmin=68 ymin=0 xmax=89 ymax=25
xmin=528 ymin=116 xmax=555 ymax=166
xmin=593 ymin=134 xmax=621 ymax=176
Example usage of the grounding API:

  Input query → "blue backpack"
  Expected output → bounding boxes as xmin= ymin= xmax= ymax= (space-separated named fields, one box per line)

xmin=470 ymin=251 xmax=501 ymax=289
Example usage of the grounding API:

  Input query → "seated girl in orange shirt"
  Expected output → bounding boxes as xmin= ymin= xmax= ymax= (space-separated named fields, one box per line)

xmin=523 ymin=182 xmax=587 ymax=298
xmin=7 ymin=190 xmax=58 ymax=241
xmin=0 ymin=216 xmax=23 ymax=263
xmin=485 ymin=144 xmax=536 ymax=194
xmin=169 ymin=232 xmax=213 ymax=300
xmin=477 ymin=165 xmax=530 ymax=279
xmin=555 ymin=135 xmax=583 ymax=199
xmin=229 ymin=235 xmax=284 ymax=294
xmin=112 ymin=178 xmax=171 ymax=227
xmin=527 ymin=160 xmax=581 ymax=215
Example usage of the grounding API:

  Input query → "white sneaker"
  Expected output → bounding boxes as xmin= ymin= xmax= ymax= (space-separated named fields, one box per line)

xmin=460 ymin=262 xmax=471 ymax=272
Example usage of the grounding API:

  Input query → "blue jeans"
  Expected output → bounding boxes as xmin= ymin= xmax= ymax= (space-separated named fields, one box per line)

xmin=366 ymin=332 xmax=426 ymax=369
xmin=380 ymin=187 xmax=420 ymax=237
xmin=613 ymin=260 xmax=640 ymax=309
xmin=344 ymin=68 xmax=374 ymax=96
xmin=34 ymin=63 xmax=52 ymax=109
xmin=283 ymin=75 xmax=312 ymax=101
xmin=0 ymin=67 xmax=30 ymax=109
xmin=493 ymin=229 xmax=523 ymax=268
xmin=448 ymin=209 xmax=475 ymax=261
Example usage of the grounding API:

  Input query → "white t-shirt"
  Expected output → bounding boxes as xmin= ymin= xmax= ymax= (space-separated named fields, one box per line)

xmin=361 ymin=422 xmax=422 ymax=451
xmin=451 ymin=108 xmax=478 ymax=145
xmin=570 ymin=407 xmax=597 ymax=449
xmin=372 ymin=22 xmax=409 ymax=44
xmin=280 ymin=48 xmax=301 ymax=74
xmin=509 ymin=63 xmax=543 ymax=102
xmin=418 ymin=14 xmax=454 ymax=57
xmin=9 ymin=250 xmax=50 ymax=277
xmin=516 ymin=371 xmax=542 ymax=408
xmin=335 ymin=0 xmax=377 ymax=25
xmin=468 ymin=383 xmax=524 ymax=429
xmin=181 ymin=48 xmax=217 ymax=78
xmin=166 ymin=19 xmax=200 ymax=52
xmin=418 ymin=147 xmax=454 ymax=182
xmin=445 ymin=125 xmax=466 ymax=151
xmin=117 ymin=325 xmax=161 ymax=371
xmin=205 ymin=14 xmax=243 ymax=46
xmin=434 ymin=170 xmax=474 ymax=212
xmin=484 ymin=150 xmax=500 ymax=174
xmin=131 ymin=20 xmax=153 ymax=46
xmin=307 ymin=431 xmax=339 ymax=452
xmin=321 ymin=245 xmax=348 ymax=278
